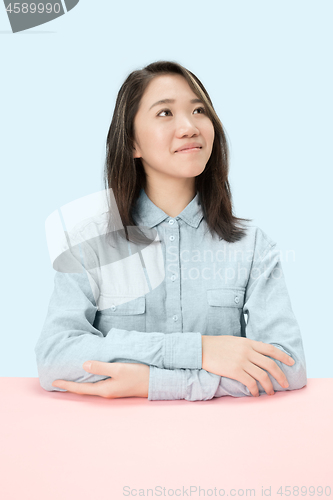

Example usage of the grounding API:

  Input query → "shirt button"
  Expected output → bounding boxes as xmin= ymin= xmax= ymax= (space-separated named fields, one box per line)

xmin=111 ymin=304 xmax=116 ymax=311
xmin=169 ymin=219 xmax=175 ymax=225
xmin=234 ymin=296 xmax=239 ymax=304
xmin=171 ymin=274 xmax=176 ymax=281
xmin=173 ymin=315 xmax=178 ymax=321
xmin=169 ymin=235 xmax=175 ymax=241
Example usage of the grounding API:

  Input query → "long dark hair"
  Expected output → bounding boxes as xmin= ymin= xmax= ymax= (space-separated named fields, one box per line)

xmin=103 ymin=60 xmax=251 ymax=245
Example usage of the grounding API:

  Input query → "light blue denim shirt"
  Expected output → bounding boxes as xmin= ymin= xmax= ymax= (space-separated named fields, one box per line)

xmin=35 ymin=188 xmax=307 ymax=400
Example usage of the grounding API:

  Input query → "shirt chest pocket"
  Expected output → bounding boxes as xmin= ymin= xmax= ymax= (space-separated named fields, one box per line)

xmin=206 ymin=288 xmax=245 ymax=336
xmin=93 ymin=296 xmax=146 ymax=335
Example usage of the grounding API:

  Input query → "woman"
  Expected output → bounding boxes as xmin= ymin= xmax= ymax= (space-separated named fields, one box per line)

xmin=35 ymin=60 xmax=307 ymax=400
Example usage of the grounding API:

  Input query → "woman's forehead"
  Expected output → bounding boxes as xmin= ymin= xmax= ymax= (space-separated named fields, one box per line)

xmin=140 ymin=74 xmax=199 ymax=108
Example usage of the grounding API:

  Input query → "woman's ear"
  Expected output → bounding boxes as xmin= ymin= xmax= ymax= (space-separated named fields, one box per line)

xmin=132 ymin=139 xmax=142 ymax=159
xmin=133 ymin=147 xmax=141 ymax=159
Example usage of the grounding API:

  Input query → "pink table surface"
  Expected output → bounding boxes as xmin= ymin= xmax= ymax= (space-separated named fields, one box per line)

xmin=1 ymin=378 xmax=332 ymax=500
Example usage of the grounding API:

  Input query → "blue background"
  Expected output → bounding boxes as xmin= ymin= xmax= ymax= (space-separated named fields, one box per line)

xmin=1 ymin=0 xmax=332 ymax=377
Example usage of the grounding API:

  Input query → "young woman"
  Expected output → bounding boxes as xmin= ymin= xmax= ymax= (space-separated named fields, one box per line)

xmin=35 ymin=60 xmax=307 ymax=401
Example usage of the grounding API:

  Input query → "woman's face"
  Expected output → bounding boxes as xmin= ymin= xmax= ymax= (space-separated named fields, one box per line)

xmin=132 ymin=74 xmax=215 ymax=184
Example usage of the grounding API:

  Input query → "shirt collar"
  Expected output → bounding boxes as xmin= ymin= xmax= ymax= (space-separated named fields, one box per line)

xmin=132 ymin=188 xmax=204 ymax=229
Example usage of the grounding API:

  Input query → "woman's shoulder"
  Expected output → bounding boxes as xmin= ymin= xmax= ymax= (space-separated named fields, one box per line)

xmin=232 ymin=222 xmax=277 ymax=258
xmin=243 ymin=223 xmax=276 ymax=245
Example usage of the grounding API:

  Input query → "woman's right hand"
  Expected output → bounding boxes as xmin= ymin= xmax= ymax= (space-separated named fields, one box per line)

xmin=201 ymin=335 xmax=295 ymax=397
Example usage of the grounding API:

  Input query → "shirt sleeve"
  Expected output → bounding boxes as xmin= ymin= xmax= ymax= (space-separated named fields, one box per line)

xmin=148 ymin=229 xmax=307 ymax=401
xmin=34 ymin=268 xmax=202 ymax=392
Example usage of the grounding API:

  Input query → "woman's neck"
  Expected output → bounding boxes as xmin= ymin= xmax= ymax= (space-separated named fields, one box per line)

xmin=144 ymin=179 xmax=196 ymax=218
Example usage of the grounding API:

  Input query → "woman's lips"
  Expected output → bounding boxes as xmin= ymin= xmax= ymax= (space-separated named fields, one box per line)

xmin=176 ymin=147 xmax=202 ymax=154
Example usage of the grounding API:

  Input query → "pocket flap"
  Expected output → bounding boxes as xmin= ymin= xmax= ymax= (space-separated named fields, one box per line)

xmin=207 ymin=288 xmax=245 ymax=308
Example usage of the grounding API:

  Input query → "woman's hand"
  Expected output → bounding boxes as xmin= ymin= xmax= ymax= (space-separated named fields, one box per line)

xmin=202 ymin=335 xmax=295 ymax=397
xmin=52 ymin=362 xmax=150 ymax=398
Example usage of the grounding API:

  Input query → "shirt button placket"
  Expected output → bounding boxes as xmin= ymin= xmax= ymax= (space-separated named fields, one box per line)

xmin=166 ymin=218 xmax=182 ymax=332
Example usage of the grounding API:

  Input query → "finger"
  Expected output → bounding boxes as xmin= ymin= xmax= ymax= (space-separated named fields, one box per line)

xmin=251 ymin=340 xmax=295 ymax=366
xmin=233 ymin=371 xmax=259 ymax=397
xmin=52 ymin=380 xmax=68 ymax=391
xmin=243 ymin=362 xmax=275 ymax=395
xmin=52 ymin=379 xmax=108 ymax=396
xmin=250 ymin=351 xmax=289 ymax=389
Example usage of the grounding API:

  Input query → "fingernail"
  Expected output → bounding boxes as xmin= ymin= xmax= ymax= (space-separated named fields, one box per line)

xmin=83 ymin=362 xmax=91 ymax=370
xmin=289 ymin=358 xmax=295 ymax=365
xmin=283 ymin=380 xmax=289 ymax=388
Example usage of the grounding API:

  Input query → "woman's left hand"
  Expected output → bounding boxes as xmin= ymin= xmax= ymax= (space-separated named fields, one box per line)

xmin=52 ymin=361 xmax=150 ymax=398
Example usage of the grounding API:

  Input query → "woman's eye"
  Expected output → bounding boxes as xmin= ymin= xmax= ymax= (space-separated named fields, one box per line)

xmin=194 ymin=107 xmax=206 ymax=114
xmin=157 ymin=106 xmax=206 ymax=117
xmin=158 ymin=109 xmax=171 ymax=117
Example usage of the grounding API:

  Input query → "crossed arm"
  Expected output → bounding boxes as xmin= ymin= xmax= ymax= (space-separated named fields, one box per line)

xmin=51 ymin=336 xmax=297 ymax=400
xmin=36 ymin=240 xmax=307 ymax=400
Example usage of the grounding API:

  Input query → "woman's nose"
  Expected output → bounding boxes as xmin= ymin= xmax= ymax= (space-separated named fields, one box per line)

xmin=175 ymin=116 xmax=199 ymax=136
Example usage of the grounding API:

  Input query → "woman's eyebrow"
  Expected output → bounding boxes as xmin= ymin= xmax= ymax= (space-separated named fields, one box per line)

xmin=149 ymin=98 xmax=204 ymax=110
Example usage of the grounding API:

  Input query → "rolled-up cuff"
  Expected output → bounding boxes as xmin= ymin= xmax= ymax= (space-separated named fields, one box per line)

xmin=148 ymin=365 xmax=187 ymax=400
xmin=164 ymin=332 xmax=202 ymax=370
